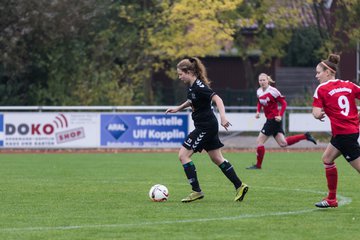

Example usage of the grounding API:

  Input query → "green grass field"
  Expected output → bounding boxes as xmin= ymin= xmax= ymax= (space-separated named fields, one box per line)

xmin=0 ymin=151 xmax=358 ymax=240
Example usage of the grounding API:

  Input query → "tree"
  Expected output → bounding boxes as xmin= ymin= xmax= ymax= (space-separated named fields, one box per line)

xmin=106 ymin=0 xmax=245 ymax=104
xmin=0 ymin=0 xmax=132 ymax=105
xmin=230 ymin=0 xmax=304 ymax=88
xmin=148 ymin=0 xmax=244 ymax=58
xmin=3 ymin=0 xmax=357 ymax=106
xmin=309 ymin=0 xmax=360 ymax=56
xmin=283 ymin=27 xmax=323 ymax=67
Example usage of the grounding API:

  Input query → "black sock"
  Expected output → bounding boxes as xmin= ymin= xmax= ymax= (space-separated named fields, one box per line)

xmin=219 ymin=160 xmax=242 ymax=189
xmin=183 ymin=161 xmax=201 ymax=192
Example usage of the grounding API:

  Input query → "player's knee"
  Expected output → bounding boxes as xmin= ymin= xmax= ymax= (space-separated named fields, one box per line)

xmin=279 ymin=142 xmax=288 ymax=148
xmin=321 ymin=155 xmax=333 ymax=164
xmin=211 ymin=156 xmax=224 ymax=165
xmin=178 ymin=153 xmax=184 ymax=162
xmin=178 ymin=153 xmax=189 ymax=164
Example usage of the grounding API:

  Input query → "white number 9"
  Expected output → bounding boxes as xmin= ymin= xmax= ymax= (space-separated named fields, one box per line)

xmin=338 ymin=95 xmax=350 ymax=116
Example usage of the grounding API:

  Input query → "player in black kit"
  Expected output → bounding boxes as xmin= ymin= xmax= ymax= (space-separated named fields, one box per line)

xmin=166 ymin=57 xmax=248 ymax=203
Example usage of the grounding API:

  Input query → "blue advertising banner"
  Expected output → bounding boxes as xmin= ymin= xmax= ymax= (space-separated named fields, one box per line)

xmin=100 ymin=113 xmax=189 ymax=148
xmin=0 ymin=114 xmax=3 ymax=146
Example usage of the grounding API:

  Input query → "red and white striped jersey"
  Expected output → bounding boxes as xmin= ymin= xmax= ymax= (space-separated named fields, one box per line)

xmin=257 ymin=86 xmax=287 ymax=119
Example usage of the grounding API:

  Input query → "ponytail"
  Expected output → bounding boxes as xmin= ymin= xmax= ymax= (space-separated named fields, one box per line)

xmin=259 ymin=73 xmax=275 ymax=84
xmin=320 ymin=54 xmax=340 ymax=75
xmin=177 ymin=57 xmax=211 ymax=87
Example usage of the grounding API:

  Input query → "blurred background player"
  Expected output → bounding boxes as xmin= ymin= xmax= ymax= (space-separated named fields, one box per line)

xmin=247 ymin=73 xmax=317 ymax=169
xmin=312 ymin=54 xmax=360 ymax=208
xmin=166 ymin=57 xmax=248 ymax=203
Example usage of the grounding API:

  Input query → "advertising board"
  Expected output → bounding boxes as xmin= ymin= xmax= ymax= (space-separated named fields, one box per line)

xmin=100 ymin=113 xmax=188 ymax=148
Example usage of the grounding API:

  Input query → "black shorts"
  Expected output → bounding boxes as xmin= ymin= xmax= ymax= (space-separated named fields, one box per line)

xmin=182 ymin=127 xmax=224 ymax=153
xmin=330 ymin=133 xmax=360 ymax=162
xmin=261 ymin=119 xmax=285 ymax=137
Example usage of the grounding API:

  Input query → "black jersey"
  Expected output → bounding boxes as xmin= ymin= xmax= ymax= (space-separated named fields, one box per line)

xmin=187 ymin=79 xmax=217 ymax=126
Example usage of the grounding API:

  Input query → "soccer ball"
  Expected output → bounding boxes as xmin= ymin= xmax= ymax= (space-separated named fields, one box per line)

xmin=149 ymin=184 xmax=169 ymax=202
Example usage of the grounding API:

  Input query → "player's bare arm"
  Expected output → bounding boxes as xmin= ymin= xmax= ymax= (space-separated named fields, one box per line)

xmin=165 ymin=100 xmax=191 ymax=114
xmin=312 ymin=107 xmax=325 ymax=121
xmin=212 ymin=94 xmax=231 ymax=131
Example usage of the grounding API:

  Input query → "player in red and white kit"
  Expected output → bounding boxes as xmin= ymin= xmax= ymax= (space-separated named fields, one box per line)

xmin=247 ymin=73 xmax=317 ymax=169
xmin=312 ymin=54 xmax=360 ymax=208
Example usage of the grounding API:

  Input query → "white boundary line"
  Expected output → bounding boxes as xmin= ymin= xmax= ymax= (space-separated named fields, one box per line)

xmin=0 ymin=188 xmax=352 ymax=232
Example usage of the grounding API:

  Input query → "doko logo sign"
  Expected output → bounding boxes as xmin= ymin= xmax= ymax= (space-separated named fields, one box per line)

xmin=5 ymin=113 xmax=68 ymax=136
xmin=100 ymin=113 xmax=188 ymax=148
xmin=3 ymin=113 xmax=98 ymax=148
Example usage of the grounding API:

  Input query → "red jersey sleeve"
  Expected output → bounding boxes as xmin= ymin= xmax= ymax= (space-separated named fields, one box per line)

xmin=277 ymin=97 xmax=287 ymax=116
xmin=312 ymin=85 xmax=323 ymax=108
xmin=352 ymin=82 xmax=360 ymax=99
xmin=256 ymin=102 xmax=262 ymax=113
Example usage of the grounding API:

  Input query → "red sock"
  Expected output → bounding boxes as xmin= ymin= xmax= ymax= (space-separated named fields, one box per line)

xmin=256 ymin=145 xmax=265 ymax=168
xmin=285 ymin=134 xmax=306 ymax=146
xmin=324 ymin=162 xmax=338 ymax=200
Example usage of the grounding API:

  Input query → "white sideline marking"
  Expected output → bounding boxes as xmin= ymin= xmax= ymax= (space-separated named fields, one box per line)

xmin=0 ymin=188 xmax=352 ymax=232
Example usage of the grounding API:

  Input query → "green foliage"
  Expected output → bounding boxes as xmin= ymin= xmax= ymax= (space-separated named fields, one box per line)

xmin=233 ymin=0 xmax=302 ymax=62
xmin=283 ymin=27 xmax=323 ymax=67
xmin=111 ymin=0 xmax=245 ymax=104
xmin=0 ymin=0 xmax=113 ymax=105
xmin=232 ymin=0 xmax=304 ymax=88
xmin=288 ymin=89 xmax=315 ymax=106
xmin=0 ymin=0 xmax=358 ymax=106
xmin=148 ymin=0 xmax=243 ymax=58
xmin=306 ymin=0 xmax=360 ymax=56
